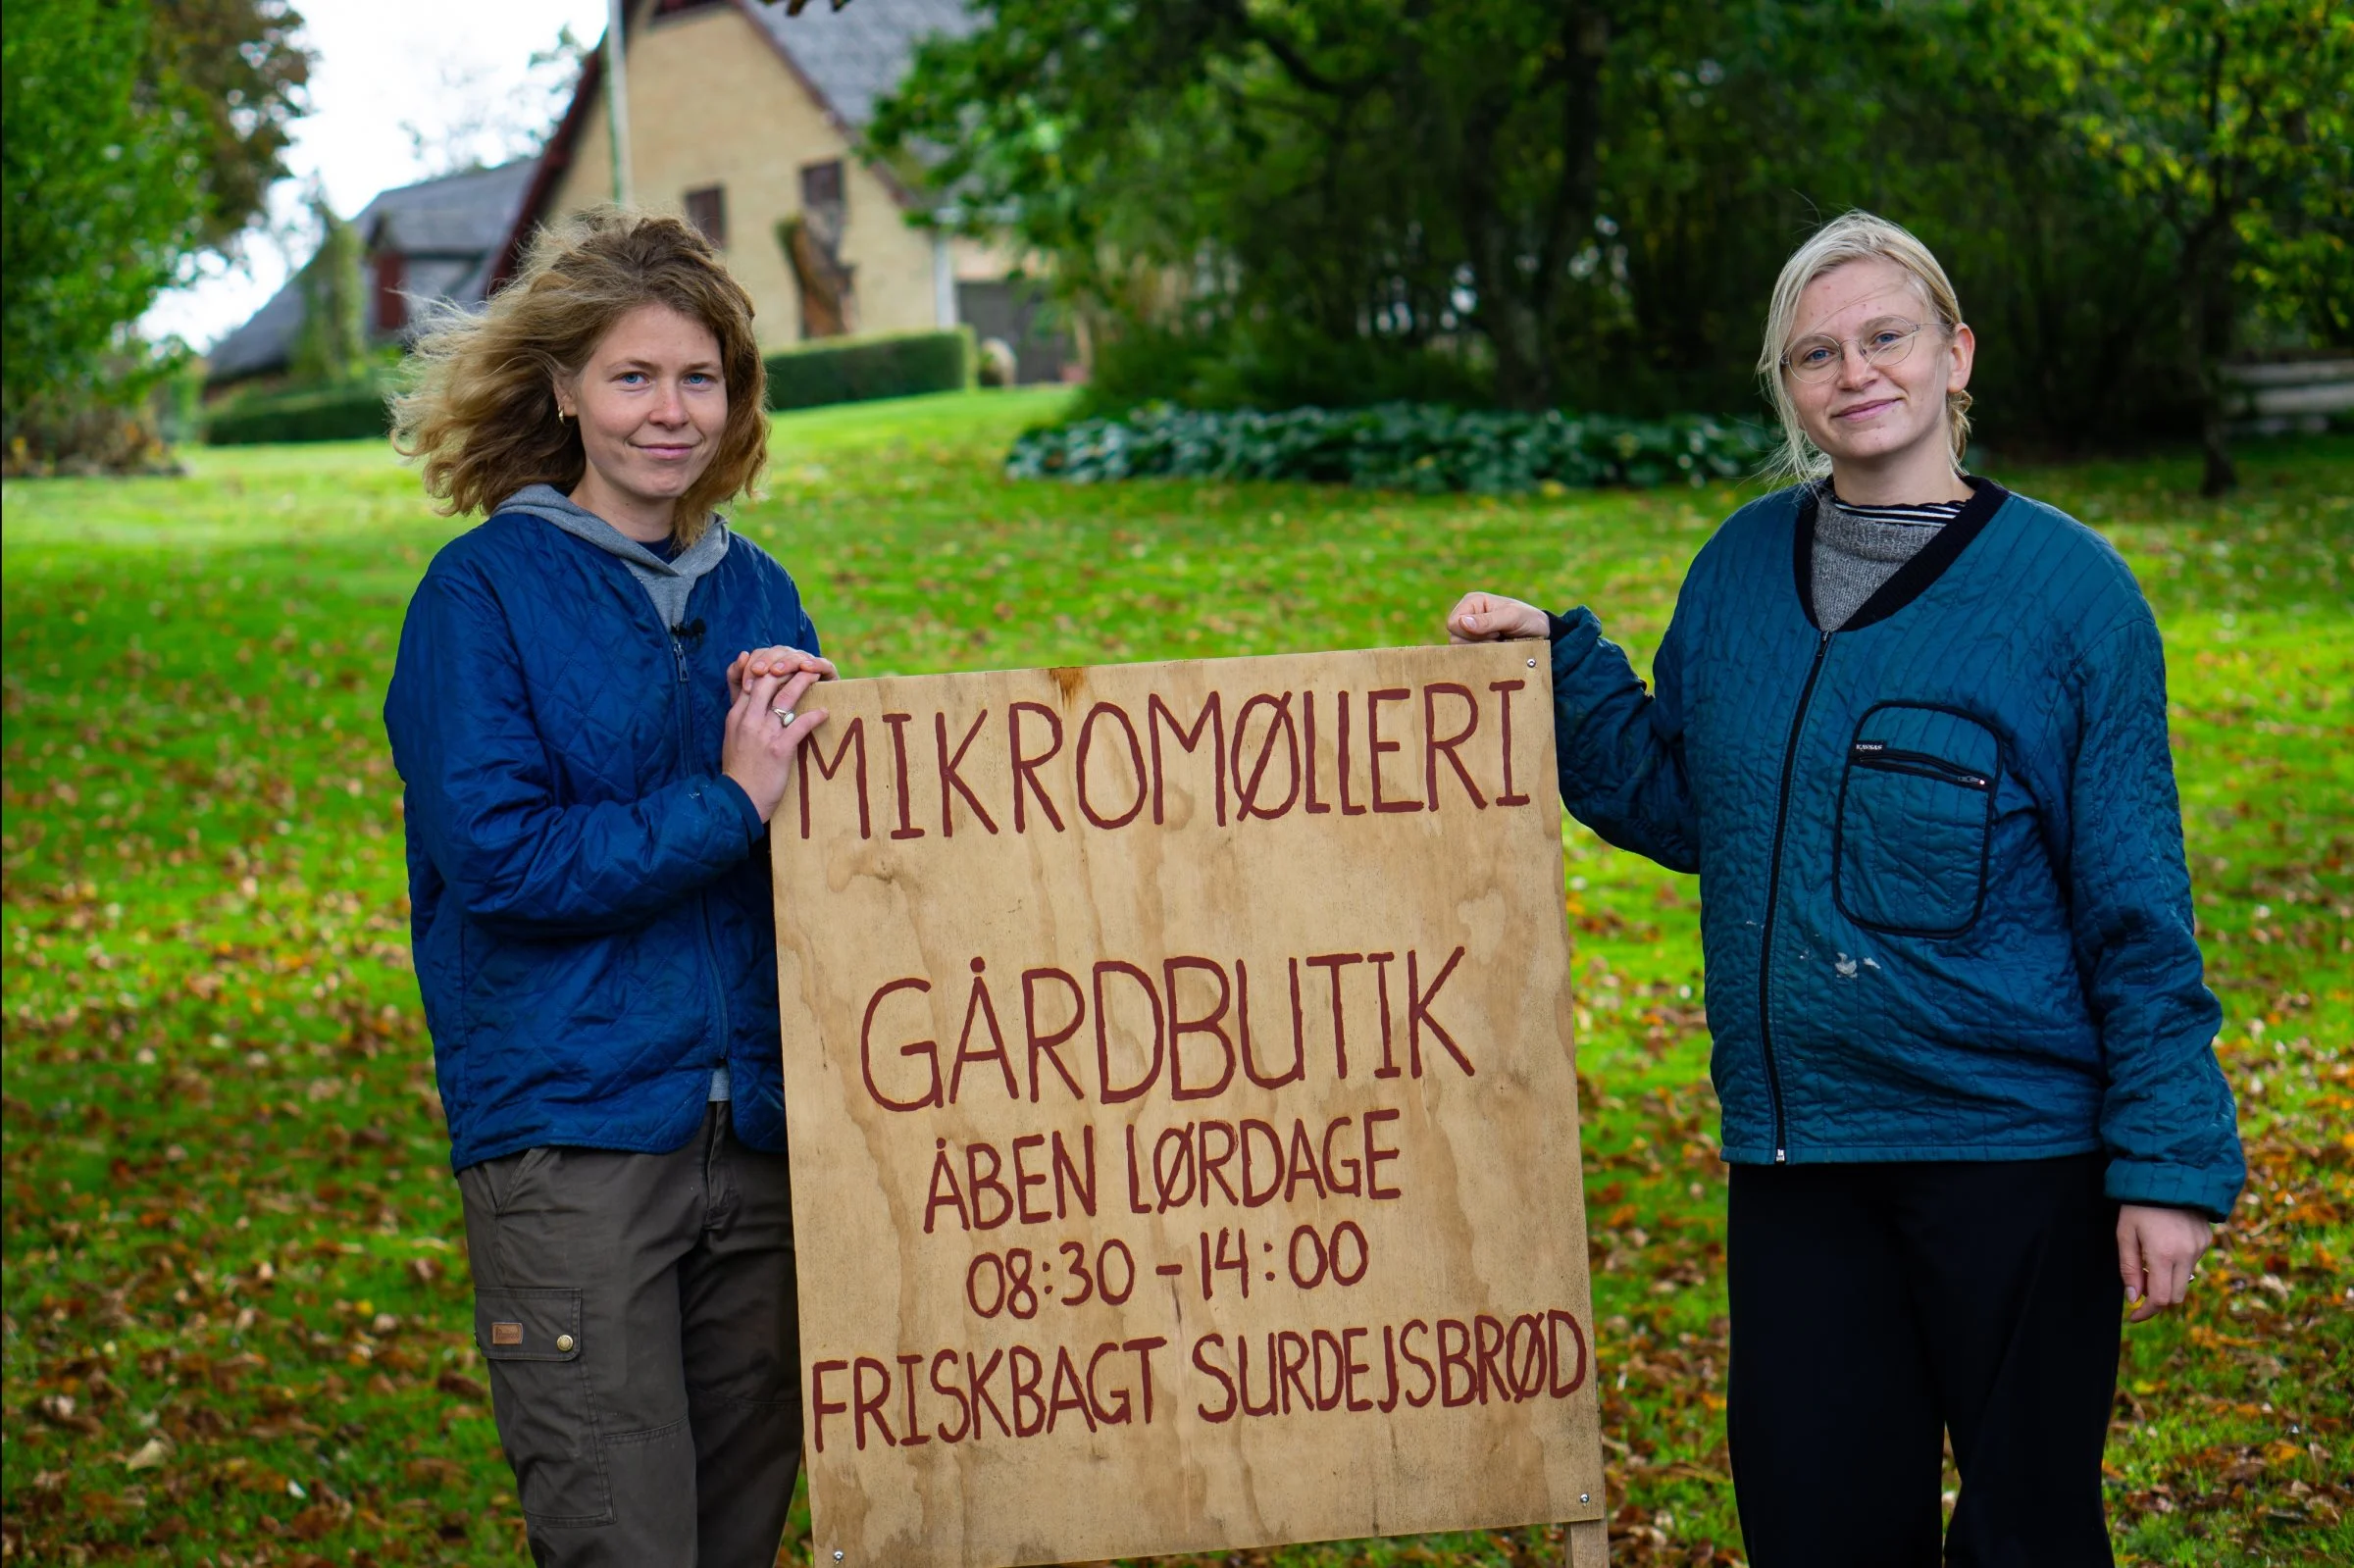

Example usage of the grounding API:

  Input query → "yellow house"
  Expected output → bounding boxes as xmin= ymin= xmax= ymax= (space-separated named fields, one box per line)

xmin=509 ymin=0 xmax=1069 ymax=380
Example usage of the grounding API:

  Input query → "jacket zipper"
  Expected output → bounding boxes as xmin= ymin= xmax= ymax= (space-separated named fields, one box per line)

xmin=670 ymin=622 xmax=734 ymax=1092
xmin=1759 ymin=629 xmax=1832 ymax=1163
xmin=1850 ymin=745 xmax=1990 ymax=790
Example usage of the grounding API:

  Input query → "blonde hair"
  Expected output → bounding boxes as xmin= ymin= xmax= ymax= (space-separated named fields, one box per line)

xmin=393 ymin=207 xmax=769 ymax=544
xmin=1756 ymin=211 xmax=1971 ymax=483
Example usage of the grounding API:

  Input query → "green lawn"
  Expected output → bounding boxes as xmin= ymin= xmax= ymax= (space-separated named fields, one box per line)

xmin=3 ymin=390 xmax=2347 ymax=1566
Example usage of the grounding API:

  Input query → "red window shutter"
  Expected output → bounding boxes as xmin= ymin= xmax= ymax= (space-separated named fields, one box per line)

xmin=374 ymin=252 xmax=407 ymax=332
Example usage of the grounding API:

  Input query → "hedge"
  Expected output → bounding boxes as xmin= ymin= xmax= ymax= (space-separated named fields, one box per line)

xmin=1004 ymin=401 xmax=1773 ymax=493
xmin=764 ymin=328 xmax=975 ymax=412
xmin=205 ymin=380 xmax=392 ymax=445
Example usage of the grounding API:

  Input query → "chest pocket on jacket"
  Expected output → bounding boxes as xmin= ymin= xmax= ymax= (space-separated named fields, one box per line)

xmin=1834 ymin=703 xmax=2001 ymax=938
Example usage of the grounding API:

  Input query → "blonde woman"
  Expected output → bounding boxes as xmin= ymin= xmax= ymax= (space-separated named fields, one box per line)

xmin=1449 ymin=212 xmax=2241 ymax=1563
xmin=385 ymin=209 xmax=832 ymax=1567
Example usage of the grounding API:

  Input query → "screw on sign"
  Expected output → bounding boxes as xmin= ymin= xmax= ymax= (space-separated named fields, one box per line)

xmin=773 ymin=645 xmax=1609 ymax=1567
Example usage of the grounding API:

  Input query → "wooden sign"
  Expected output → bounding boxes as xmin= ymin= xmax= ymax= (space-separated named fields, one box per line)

xmin=772 ymin=643 xmax=1607 ymax=1568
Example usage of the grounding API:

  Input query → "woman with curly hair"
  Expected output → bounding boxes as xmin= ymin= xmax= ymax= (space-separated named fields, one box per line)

xmin=384 ymin=208 xmax=831 ymax=1567
xmin=1448 ymin=211 xmax=2241 ymax=1565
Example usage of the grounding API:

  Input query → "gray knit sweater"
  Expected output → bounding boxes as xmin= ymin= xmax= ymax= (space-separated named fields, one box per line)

xmin=1811 ymin=486 xmax=1967 ymax=630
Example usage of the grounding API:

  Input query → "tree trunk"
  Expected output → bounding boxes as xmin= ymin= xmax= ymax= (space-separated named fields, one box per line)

xmin=2187 ymin=286 xmax=2236 ymax=499
xmin=1452 ymin=4 xmax=1610 ymax=411
xmin=2197 ymin=388 xmax=2236 ymax=497
xmin=2180 ymin=223 xmax=2237 ymax=497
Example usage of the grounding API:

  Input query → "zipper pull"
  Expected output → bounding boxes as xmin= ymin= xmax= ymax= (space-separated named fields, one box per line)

xmin=670 ymin=635 xmax=690 ymax=683
xmin=1774 ymin=1147 xmax=1787 ymax=1164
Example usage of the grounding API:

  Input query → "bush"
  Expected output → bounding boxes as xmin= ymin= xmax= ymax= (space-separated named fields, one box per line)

xmin=1073 ymin=318 xmax=1492 ymax=421
xmin=1006 ymin=402 xmax=1771 ymax=493
xmin=205 ymin=380 xmax=391 ymax=445
xmin=764 ymin=329 xmax=975 ymax=411
xmin=3 ymin=390 xmax=178 ymax=476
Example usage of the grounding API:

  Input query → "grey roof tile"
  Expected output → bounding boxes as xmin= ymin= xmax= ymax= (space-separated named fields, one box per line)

xmin=361 ymin=160 xmax=540 ymax=255
xmin=745 ymin=0 xmax=976 ymax=128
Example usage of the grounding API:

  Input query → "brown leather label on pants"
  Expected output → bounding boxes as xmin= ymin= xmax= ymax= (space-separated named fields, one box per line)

xmin=490 ymin=1321 xmax=524 ymax=1346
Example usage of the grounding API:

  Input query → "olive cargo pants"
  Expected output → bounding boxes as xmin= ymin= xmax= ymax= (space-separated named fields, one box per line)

xmin=456 ymin=1104 xmax=802 ymax=1568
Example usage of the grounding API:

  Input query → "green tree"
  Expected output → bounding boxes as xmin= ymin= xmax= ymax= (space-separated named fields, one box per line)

xmin=1 ymin=0 xmax=309 ymax=467
xmin=879 ymin=0 xmax=2345 ymax=469
xmin=2066 ymin=0 xmax=2352 ymax=492
xmin=291 ymin=199 xmax=367 ymax=384
xmin=150 ymin=0 xmax=312 ymax=251
xmin=872 ymin=2 xmax=2191 ymax=439
xmin=873 ymin=0 xmax=1635 ymax=410
xmin=1573 ymin=0 xmax=2204 ymax=440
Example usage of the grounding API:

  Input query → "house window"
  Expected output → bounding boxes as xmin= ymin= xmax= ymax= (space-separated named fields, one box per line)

xmin=373 ymin=251 xmax=407 ymax=333
xmin=790 ymin=161 xmax=854 ymax=340
xmin=800 ymin=161 xmax=845 ymax=250
xmin=685 ymin=185 xmax=728 ymax=247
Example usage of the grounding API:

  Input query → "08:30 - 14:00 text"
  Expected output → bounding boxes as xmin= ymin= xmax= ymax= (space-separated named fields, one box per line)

xmin=965 ymin=1222 xmax=1371 ymax=1320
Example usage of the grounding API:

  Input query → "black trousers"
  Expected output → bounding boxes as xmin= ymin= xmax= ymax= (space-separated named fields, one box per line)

xmin=456 ymin=1104 xmax=802 ymax=1568
xmin=1726 ymin=1154 xmax=2123 ymax=1568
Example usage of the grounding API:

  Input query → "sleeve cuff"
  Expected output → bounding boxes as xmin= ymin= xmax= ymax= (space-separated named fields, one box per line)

xmin=2105 ymin=1158 xmax=2241 ymax=1223
xmin=1548 ymin=607 xmax=1605 ymax=675
xmin=715 ymin=775 xmax=768 ymax=846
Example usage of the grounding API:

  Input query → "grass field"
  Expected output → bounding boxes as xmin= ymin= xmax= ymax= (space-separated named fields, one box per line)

xmin=3 ymin=390 xmax=2347 ymax=1566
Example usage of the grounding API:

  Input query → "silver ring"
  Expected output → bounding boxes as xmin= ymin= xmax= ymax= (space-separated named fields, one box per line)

xmin=773 ymin=707 xmax=795 ymax=728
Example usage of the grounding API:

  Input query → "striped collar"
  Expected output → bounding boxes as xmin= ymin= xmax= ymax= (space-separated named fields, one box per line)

xmin=1821 ymin=483 xmax=1970 ymax=527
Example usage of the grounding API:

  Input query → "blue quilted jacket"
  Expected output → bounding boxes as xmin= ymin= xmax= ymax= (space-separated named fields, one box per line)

xmin=384 ymin=511 xmax=819 ymax=1170
xmin=1551 ymin=479 xmax=2243 ymax=1218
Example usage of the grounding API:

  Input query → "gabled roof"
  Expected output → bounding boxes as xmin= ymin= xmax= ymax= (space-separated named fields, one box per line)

xmin=360 ymin=160 xmax=540 ymax=257
xmin=495 ymin=0 xmax=974 ymax=285
xmin=744 ymin=0 xmax=978 ymax=132
xmin=206 ymin=274 xmax=310 ymax=384
xmin=207 ymin=160 xmax=538 ymax=383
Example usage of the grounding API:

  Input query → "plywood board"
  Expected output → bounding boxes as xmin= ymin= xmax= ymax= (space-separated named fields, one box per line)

xmin=772 ymin=642 xmax=1604 ymax=1567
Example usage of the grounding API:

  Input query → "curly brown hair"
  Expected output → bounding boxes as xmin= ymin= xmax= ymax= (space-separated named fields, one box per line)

xmin=392 ymin=207 xmax=768 ymax=544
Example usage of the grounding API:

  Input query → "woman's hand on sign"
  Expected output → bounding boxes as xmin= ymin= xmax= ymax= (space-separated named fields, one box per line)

xmin=728 ymin=645 xmax=836 ymax=704
xmin=2117 ymin=1203 xmax=2213 ymax=1323
xmin=1446 ymin=591 xmax=1551 ymax=644
xmin=723 ymin=666 xmax=829 ymax=824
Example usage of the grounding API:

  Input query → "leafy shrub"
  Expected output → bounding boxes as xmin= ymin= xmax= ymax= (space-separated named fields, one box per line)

xmin=1073 ymin=318 xmax=1492 ymax=420
xmin=1006 ymin=402 xmax=1771 ymax=492
xmin=205 ymin=380 xmax=391 ymax=445
xmin=3 ymin=389 xmax=178 ymax=476
xmin=764 ymin=329 xmax=976 ymax=411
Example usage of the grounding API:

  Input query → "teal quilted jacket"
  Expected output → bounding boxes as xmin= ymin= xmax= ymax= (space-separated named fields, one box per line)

xmin=1550 ymin=479 xmax=2243 ymax=1219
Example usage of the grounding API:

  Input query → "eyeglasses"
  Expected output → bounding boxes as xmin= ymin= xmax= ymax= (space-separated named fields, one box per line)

xmin=1781 ymin=317 xmax=1939 ymax=382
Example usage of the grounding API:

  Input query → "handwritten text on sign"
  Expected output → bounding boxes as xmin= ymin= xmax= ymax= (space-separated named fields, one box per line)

xmin=772 ymin=644 xmax=1603 ymax=1568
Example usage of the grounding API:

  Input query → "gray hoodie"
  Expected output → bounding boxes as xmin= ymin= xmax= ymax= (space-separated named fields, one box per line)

xmin=497 ymin=482 xmax=730 ymax=631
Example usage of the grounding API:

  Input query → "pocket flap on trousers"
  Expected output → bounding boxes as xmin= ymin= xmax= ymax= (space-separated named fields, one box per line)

xmin=475 ymin=1287 xmax=583 ymax=1362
